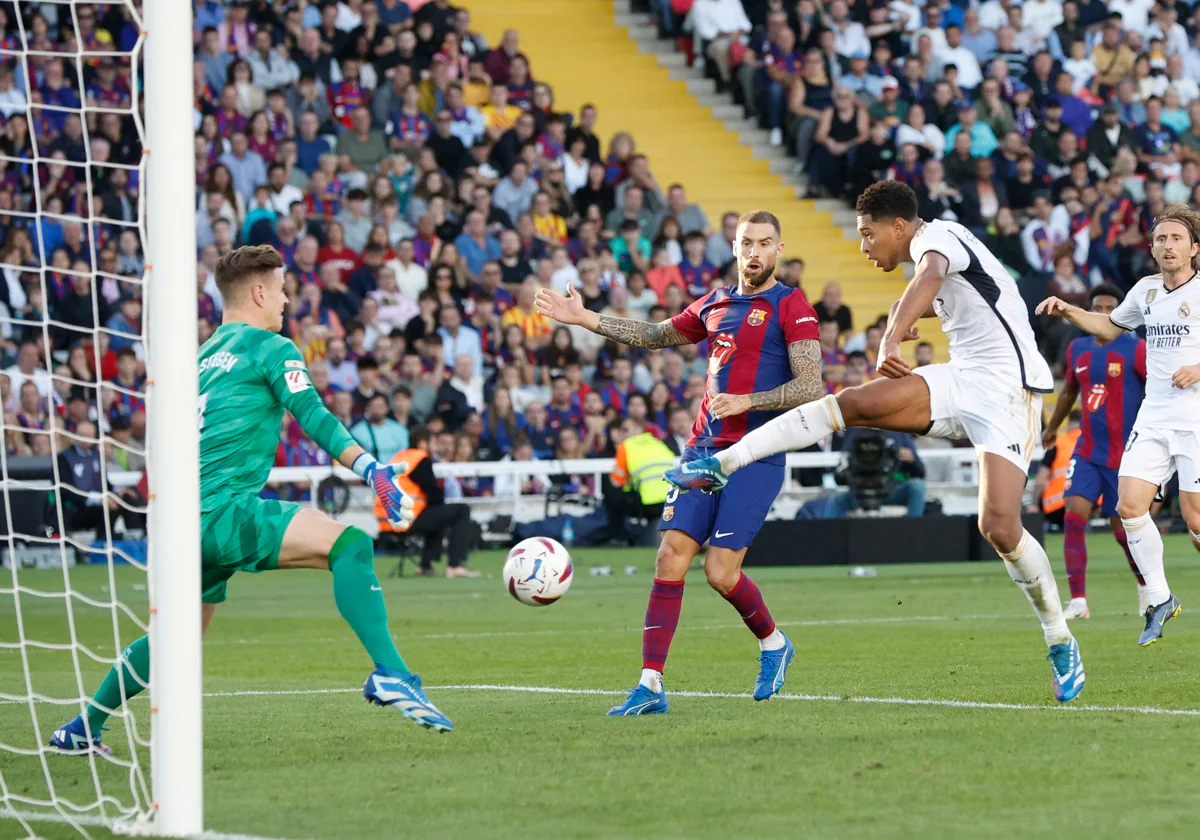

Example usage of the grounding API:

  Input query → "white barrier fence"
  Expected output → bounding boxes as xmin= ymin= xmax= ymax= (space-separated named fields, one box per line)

xmin=89 ymin=446 xmax=1016 ymax=533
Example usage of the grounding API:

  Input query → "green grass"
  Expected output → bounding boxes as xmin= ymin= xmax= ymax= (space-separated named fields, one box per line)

xmin=5 ymin=534 xmax=1200 ymax=839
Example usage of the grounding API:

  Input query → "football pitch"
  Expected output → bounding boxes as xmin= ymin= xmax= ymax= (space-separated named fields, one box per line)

xmin=4 ymin=534 xmax=1200 ymax=840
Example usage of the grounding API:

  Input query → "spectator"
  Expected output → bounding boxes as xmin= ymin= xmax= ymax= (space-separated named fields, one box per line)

xmin=808 ymin=86 xmax=867 ymax=198
xmin=336 ymin=107 xmax=389 ymax=188
xmin=438 ymin=302 xmax=483 ymax=377
xmin=814 ymin=282 xmax=852 ymax=335
xmin=655 ymin=184 xmax=711 ymax=237
xmin=1021 ymin=192 xmax=1070 ymax=273
xmin=454 ymin=210 xmax=502 ymax=279
xmin=690 ymin=0 xmax=752 ymax=90
xmin=351 ymin=392 xmax=409 ymax=461
xmin=217 ymin=131 xmax=267 ymax=203
xmin=492 ymin=160 xmax=540 ymax=225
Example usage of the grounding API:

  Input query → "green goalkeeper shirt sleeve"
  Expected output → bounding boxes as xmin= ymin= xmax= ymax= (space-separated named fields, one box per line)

xmin=259 ymin=334 xmax=357 ymax=459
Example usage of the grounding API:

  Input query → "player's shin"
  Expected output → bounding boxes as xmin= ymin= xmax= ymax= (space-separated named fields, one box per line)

xmin=722 ymin=572 xmax=784 ymax=650
xmin=85 ymin=634 xmax=150 ymax=729
xmin=1063 ymin=511 xmax=1089 ymax=600
xmin=329 ymin=527 xmax=409 ymax=674
xmin=641 ymin=578 xmax=684 ymax=691
xmin=1121 ymin=513 xmax=1170 ymax=605
xmin=718 ymin=395 xmax=845 ymax=474
xmin=1000 ymin=532 xmax=1070 ymax=647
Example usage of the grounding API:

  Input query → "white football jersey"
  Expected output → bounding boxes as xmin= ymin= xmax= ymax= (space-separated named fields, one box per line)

xmin=909 ymin=219 xmax=1053 ymax=393
xmin=1111 ymin=271 xmax=1200 ymax=431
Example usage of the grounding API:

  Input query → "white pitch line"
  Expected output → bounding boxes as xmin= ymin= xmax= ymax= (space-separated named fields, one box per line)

xmin=202 ymin=610 xmax=1120 ymax=647
xmin=0 ymin=808 xmax=306 ymax=840
xmin=200 ymin=682 xmax=1200 ymax=717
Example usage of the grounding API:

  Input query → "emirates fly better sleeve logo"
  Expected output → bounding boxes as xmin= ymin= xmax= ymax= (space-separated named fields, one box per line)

xmin=708 ymin=332 xmax=738 ymax=375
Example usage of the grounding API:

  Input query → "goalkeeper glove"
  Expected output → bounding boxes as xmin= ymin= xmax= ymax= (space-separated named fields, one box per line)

xmin=352 ymin=455 xmax=416 ymax=530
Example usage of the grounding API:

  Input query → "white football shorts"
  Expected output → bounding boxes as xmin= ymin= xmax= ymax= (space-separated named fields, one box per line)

xmin=914 ymin=363 xmax=1042 ymax=472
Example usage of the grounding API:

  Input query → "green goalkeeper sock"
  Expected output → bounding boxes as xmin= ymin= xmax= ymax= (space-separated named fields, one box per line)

xmin=329 ymin=527 xmax=409 ymax=674
xmin=85 ymin=634 xmax=150 ymax=729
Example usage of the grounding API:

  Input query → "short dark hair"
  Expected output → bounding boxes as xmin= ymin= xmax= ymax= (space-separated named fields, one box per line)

xmin=410 ymin=425 xmax=433 ymax=448
xmin=855 ymin=181 xmax=918 ymax=223
xmin=214 ymin=245 xmax=284 ymax=301
xmin=736 ymin=209 xmax=782 ymax=237
xmin=1088 ymin=283 xmax=1124 ymax=307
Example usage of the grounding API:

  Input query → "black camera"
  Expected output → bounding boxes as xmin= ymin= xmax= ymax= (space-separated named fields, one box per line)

xmin=845 ymin=431 xmax=897 ymax=513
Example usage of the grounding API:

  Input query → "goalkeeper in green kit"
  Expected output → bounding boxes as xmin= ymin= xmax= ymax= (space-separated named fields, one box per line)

xmin=51 ymin=246 xmax=453 ymax=755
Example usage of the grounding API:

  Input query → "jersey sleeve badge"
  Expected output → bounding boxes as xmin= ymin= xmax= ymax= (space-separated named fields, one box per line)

xmin=284 ymin=369 xmax=311 ymax=393
xmin=285 ymin=359 xmax=306 ymax=369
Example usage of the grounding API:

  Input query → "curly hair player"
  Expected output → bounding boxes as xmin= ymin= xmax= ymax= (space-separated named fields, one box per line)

xmin=535 ymin=210 xmax=824 ymax=716
xmin=1038 ymin=203 xmax=1200 ymax=647
xmin=52 ymin=245 xmax=452 ymax=756
xmin=667 ymin=182 xmax=1085 ymax=703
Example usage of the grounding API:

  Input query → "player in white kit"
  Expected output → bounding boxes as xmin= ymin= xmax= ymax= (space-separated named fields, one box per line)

xmin=664 ymin=182 xmax=1084 ymax=702
xmin=1037 ymin=203 xmax=1200 ymax=646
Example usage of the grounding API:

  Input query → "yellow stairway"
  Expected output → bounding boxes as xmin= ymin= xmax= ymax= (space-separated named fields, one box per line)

xmin=467 ymin=0 xmax=945 ymax=362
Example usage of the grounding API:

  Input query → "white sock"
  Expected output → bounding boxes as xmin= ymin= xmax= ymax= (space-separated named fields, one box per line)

xmin=1122 ymin=513 xmax=1170 ymax=605
xmin=718 ymin=395 xmax=844 ymax=474
xmin=1001 ymin=531 xmax=1070 ymax=647
xmin=639 ymin=668 xmax=663 ymax=692
xmin=759 ymin=629 xmax=786 ymax=651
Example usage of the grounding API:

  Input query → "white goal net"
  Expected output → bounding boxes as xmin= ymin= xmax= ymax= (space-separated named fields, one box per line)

xmin=0 ymin=1 xmax=200 ymax=837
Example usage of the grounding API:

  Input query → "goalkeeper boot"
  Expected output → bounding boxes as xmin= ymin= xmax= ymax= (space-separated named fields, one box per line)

xmin=607 ymin=683 xmax=669 ymax=716
xmin=1138 ymin=594 xmax=1182 ymax=647
xmin=664 ymin=456 xmax=729 ymax=493
xmin=1047 ymin=636 xmax=1085 ymax=703
xmin=753 ymin=634 xmax=796 ymax=701
xmin=363 ymin=666 xmax=454 ymax=732
xmin=49 ymin=715 xmax=112 ymax=756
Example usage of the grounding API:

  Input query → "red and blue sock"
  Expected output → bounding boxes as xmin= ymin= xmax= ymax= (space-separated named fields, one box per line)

xmin=722 ymin=572 xmax=776 ymax=639
xmin=1063 ymin=511 xmax=1089 ymax=600
xmin=1114 ymin=529 xmax=1146 ymax=585
xmin=642 ymin=578 xmax=684 ymax=673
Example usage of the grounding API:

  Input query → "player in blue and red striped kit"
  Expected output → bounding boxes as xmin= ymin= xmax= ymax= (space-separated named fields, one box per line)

xmin=535 ymin=211 xmax=824 ymax=715
xmin=1041 ymin=284 xmax=1148 ymax=619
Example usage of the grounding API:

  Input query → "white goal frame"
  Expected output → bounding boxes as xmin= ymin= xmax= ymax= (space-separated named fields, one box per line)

xmin=143 ymin=0 xmax=201 ymax=835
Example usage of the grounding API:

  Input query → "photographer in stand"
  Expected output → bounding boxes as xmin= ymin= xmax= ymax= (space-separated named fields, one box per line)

xmin=823 ymin=428 xmax=928 ymax=517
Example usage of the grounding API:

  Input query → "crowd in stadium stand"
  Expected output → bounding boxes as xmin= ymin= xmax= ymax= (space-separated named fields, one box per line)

xmin=0 ymin=0 xmax=1192 ymax=501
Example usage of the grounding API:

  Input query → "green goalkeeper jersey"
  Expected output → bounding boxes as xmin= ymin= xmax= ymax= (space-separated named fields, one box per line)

xmin=197 ymin=322 xmax=356 ymax=512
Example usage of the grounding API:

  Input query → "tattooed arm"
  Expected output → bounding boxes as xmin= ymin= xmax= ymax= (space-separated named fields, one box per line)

xmin=709 ymin=339 xmax=825 ymax=419
xmin=747 ymin=340 xmax=825 ymax=410
xmin=593 ymin=314 xmax=693 ymax=349
xmin=533 ymin=284 xmax=696 ymax=349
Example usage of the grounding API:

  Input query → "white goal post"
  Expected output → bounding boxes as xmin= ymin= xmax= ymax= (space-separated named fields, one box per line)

xmin=0 ymin=0 xmax=200 ymax=836
xmin=144 ymin=0 xmax=202 ymax=835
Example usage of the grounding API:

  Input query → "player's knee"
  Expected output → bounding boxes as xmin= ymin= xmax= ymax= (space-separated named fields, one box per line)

xmin=1115 ymin=497 xmax=1148 ymax=521
xmin=330 ymin=526 xmax=374 ymax=567
xmin=704 ymin=563 xmax=739 ymax=595
xmin=977 ymin=511 xmax=1021 ymax=554
xmin=654 ymin=541 xmax=691 ymax=580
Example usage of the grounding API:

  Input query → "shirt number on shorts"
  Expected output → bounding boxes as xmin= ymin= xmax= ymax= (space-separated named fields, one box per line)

xmin=196 ymin=393 xmax=208 ymax=431
xmin=1066 ymin=458 xmax=1076 ymax=479
xmin=1125 ymin=430 xmax=1139 ymax=453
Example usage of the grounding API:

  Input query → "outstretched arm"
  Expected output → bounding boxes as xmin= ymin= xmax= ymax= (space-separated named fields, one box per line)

xmin=534 ymin=284 xmax=692 ymax=349
xmin=879 ymin=251 xmax=947 ymax=378
xmin=1035 ymin=297 xmax=1127 ymax=342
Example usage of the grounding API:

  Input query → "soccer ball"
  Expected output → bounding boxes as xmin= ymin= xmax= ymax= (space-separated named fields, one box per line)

xmin=503 ymin=537 xmax=573 ymax=606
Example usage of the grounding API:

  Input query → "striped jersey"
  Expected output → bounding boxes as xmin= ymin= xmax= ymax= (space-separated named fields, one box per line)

xmin=1064 ymin=333 xmax=1146 ymax=468
xmin=198 ymin=323 xmax=355 ymax=512
xmin=670 ymin=281 xmax=818 ymax=463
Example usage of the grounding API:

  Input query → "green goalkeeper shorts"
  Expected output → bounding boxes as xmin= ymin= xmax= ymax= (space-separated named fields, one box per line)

xmin=200 ymin=496 xmax=304 ymax=604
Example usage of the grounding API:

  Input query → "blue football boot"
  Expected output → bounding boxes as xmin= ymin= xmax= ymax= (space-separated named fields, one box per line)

xmin=1047 ymin=636 xmax=1085 ymax=703
xmin=753 ymin=634 xmax=796 ymax=701
xmin=1138 ymin=594 xmax=1182 ymax=647
xmin=363 ymin=666 xmax=454 ymax=732
xmin=607 ymin=683 xmax=669 ymax=716
xmin=664 ymin=455 xmax=729 ymax=493
xmin=49 ymin=715 xmax=111 ymax=756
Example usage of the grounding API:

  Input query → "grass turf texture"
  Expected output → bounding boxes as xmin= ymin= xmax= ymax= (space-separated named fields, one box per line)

xmin=4 ymin=534 xmax=1200 ymax=840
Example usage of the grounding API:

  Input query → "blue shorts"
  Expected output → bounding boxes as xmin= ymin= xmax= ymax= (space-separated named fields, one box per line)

xmin=658 ymin=447 xmax=784 ymax=550
xmin=1066 ymin=456 xmax=1119 ymax=517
